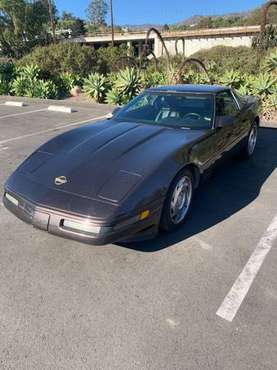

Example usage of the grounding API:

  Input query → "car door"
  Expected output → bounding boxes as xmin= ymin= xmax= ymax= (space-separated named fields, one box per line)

xmin=214 ymin=90 xmax=242 ymax=155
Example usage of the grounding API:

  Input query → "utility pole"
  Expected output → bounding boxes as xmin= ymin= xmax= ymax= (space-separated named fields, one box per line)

xmin=47 ymin=0 xmax=56 ymax=43
xmin=110 ymin=0 xmax=114 ymax=46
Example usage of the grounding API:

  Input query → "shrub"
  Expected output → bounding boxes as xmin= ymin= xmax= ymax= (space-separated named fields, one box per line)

xmin=105 ymin=87 xmax=122 ymax=105
xmin=219 ymin=70 xmax=244 ymax=89
xmin=116 ymin=67 xmax=142 ymax=95
xmin=11 ymin=64 xmax=59 ymax=99
xmin=83 ymin=73 xmax=108 ymax=103
xmin=252 ymin=25 xmax=277 ymax=51
xmin=17 ymin=43 xmax=98 ymax=76
xmin=191 ymin=46 xmax=260 ymax=75
xmin=0 ymin=76 xmax=10 ymax=95
xmin=142 ymin=70 xmax=167 ymax=88
xmin=263 ymin=48 xmax=277 ymax=73
xmin=95 ymin=45 xmax=131 ymax=74
xmin=113 ymin=67 xmax=142 ymax=104
xmin=11 ymin=76 xmax=28 ymax=96
xmin=0 ymin=61 xmax=16 ymax=94
xmin=251 ymin=73 xmax=277 ymax=97
xmin=54 ymin=72 xmax=81 ymax=98
xmin=33 ymin=80 xmax=59 ymax=99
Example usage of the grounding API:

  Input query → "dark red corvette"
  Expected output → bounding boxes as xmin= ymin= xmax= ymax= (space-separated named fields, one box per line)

xmin=3 ymin=85 xmax=260 ymax=245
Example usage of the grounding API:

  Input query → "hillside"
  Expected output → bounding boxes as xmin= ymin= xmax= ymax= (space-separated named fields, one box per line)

xmin=125 ymin=5 xmax=277 ymax=31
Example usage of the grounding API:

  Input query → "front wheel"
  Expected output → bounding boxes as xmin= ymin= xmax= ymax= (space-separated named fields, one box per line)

xmin=160 ymin=169 xmax=194 ymax=232
xmin=240 ymin=122 xmax=258 ymax=159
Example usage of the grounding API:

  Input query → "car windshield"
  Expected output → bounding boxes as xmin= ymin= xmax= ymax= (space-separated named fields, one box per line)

xmin=113 ymin=92 xmax=214 ymax=130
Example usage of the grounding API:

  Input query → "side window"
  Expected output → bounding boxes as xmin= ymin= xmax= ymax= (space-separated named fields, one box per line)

xmin=216 ymin=91 xmax=239 ymax=117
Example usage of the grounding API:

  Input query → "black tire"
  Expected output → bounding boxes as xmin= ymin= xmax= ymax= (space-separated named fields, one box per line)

xmin=240 ymin=121 xmax=258 ymax=159
xmin=160 ymin=168 xmax=195 ymax=232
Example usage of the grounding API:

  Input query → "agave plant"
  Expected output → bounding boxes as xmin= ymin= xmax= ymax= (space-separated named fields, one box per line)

xmin=237 ymin=74 xmax=255 ymax=96
xmin=33 ymin=80 xmax=59 ymax=99
xmin=11 ymin=76 xmax=28 ymax=97
xmin=115 ymin=67 xmax=142 ymax=100
xmin=263 ymin=49 xmax=277 ymax=73
xmin=60 ymin=72 xmax=79 ymax=90
xmin=18 ymin=64 xmax=41 ymax=81
xmin=219 ymin=70 xmax=243 ymax=89
xmin=83 ymin=73 xmax=108 ymax=103
xmin=105 ymin=87 xmax=123 ymax=105
xmin=54 ymin=72 xmax=81 ymax=98
xmin=251 ymin=73 xmax=277 ymax=97
xmin=238 ymin=84 xmax=251 ymax=96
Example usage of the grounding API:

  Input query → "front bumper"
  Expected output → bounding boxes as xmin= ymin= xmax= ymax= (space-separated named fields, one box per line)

xmin=3 ymin=190 xmax=163 ymax=245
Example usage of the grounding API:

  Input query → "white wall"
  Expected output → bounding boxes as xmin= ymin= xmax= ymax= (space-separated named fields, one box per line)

xmin=157 ymin=35 xmax=254 ymax=57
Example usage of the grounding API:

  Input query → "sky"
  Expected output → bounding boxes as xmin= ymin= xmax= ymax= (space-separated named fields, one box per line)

xmin=55 ymin=0 xmax=266 ymax=25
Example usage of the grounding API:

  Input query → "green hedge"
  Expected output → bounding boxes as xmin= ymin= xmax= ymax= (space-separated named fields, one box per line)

xmin=17 ymin=43 xmax=98 ymax=76
xmin=191 ymin=46 xmax=259 ymax=75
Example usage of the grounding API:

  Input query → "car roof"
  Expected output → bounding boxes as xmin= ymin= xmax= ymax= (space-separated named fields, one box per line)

xmin=146 ymin=84 xmax=229 ymax=94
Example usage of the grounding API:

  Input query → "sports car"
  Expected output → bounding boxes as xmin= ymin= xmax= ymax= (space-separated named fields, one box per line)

xmin=3 ymin=84 xmax=260 ymax=245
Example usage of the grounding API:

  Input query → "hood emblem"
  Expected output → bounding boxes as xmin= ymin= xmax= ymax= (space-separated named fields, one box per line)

xmin=55 ymin=176 xmax=68 ymax=186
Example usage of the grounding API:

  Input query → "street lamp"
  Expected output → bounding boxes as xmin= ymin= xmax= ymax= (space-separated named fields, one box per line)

xmin=110 ymin=0 xmax=115 ymax=46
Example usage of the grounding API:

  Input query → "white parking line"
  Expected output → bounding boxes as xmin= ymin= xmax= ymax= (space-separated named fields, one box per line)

xmin=216 ymin=213 xmax=277 ymax=322
xmin=0 ymin=114 xmax=107 ymax=145
xmin=0 ymin=108 xmax=47 ymax=120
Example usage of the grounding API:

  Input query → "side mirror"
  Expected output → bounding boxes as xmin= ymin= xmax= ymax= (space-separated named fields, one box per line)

xmin=106 ymin=106 xmax=121 ymax=119
xmin=216 ymin=115 xmax=235 ymax=128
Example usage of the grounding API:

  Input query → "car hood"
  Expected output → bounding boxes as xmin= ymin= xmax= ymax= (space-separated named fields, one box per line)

xmin=14 ymin=120 xmax=205 ymax=204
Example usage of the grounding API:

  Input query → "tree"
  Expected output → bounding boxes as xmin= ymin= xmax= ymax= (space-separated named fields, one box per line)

xmin=58 ymin=11 xmax=86 ymax=37
xmin=87 ymin=0 xmax=108 ymax=28
xmin=45 ymin=0 xmax=57 ymax=42
xmin=163 ymin=24 xmax=170 ymax=31
xmin=197 ymin=16 xmax=214 ymax=29
xmin=0 ymin=0 xmax=54 ymax=58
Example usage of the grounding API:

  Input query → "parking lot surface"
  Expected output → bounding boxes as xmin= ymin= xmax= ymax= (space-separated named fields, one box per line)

xmin=0 ymin=98 xmax=276 ymax=370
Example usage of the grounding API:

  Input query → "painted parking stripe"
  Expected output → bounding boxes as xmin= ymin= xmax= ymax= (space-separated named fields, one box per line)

xmin=0 ymin=108 xmax=47 ymax=120
xmin=216 ymin=213 xmax=277 ymax=322
xmin=0 ymin=114 xmax=108 ymax=145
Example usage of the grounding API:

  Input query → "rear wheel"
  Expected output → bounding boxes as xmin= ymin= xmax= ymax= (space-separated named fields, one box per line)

xmin=240 ymin=122 xmax=258 ymax=159
xmin=160 ymin=169 xmax=194 ymax=232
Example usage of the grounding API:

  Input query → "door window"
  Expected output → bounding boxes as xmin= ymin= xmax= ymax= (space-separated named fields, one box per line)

xmin=216 ymin=91 xmax=239 ymax=117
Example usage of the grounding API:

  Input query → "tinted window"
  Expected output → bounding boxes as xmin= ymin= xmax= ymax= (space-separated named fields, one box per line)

xmin=216 ymin=91 xmax=239 ymax=117
xmin=114 ymin=92 xmax=214 ymax=130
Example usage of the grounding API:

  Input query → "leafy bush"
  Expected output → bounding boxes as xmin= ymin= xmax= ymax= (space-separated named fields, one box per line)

xmin=191 ymin=46 xmax=259 ymax=75
xmin=11 ymin=64 xmax=59 ymax=99
xmin=251 ymin=73 xmax=277 ymax=97
xmin=142 ymin=70 xmax=167 ymax=88
xmin=95 ymin=45 xmax=131 ymax=74
xmin=105 ymin=88 xmax=122 ymax=105
xmin=54 ymin=72 xmax=81 ymax=98
xmin=0 ymin=76 xmax=10 ymax=95
xmin=17 ymin=43 xmax=98 ymax=76
xmin=83 ymin=73 xmax=108 ymax=103
xmin=105 ymin=68 xmax=142 ymax=105
xmin=252 ymin=25 xmax=277 ymax=51
xmin=263 ymin=49 xmax=277 ymax=73
xmin=219 ymin=70 xmax=244 ymax=89
xmin=115 ymin=67 xmax=142 ymax=103
xmin=33 ymin=80 xmax=59 ymax=99
xmin=0 ymin=61 xmax=16 ymax=94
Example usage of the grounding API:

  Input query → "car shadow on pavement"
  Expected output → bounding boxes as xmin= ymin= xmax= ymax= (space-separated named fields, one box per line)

xmin=120 ymin=127 xmax=277 ymax=252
